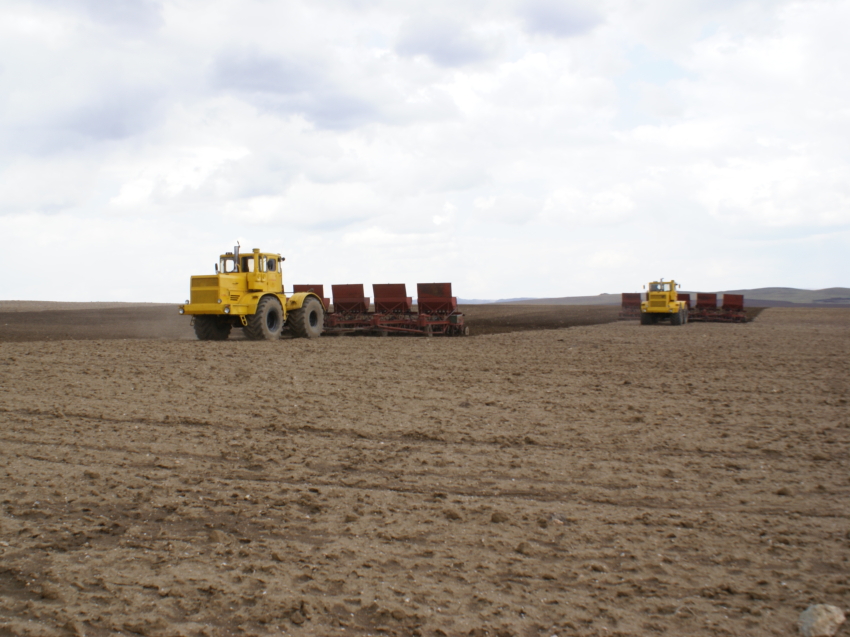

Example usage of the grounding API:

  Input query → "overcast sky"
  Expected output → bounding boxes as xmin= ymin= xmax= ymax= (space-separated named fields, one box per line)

xmin=2 ymin=0 xmax=848 ymax=302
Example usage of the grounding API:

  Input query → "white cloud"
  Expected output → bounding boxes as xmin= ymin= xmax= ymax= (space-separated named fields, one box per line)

xmin=1 ymin=0 xmax=848 ymax=302
xmin=519 ymin=0 xmax=602 ymax=39
xmin=395 ymin=15 xmax=504 ymax=67
xmin=474 ymin=194 xmax=542 ymax=224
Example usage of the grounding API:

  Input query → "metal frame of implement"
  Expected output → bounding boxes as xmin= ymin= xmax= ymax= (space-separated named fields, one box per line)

xmin=294 ymin=282 xmax=468 ymax=336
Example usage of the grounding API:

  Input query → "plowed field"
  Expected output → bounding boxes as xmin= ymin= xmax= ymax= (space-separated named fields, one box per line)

xmin=1 ymin=305 xmax=847 ymax=637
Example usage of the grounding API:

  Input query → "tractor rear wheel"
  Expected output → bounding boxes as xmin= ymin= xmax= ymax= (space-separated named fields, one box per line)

xmin=288 ymin=297 xmax=324 ymax=339
xmin=245 ymin=297 xmax=284 ymax=341
xmin=194 ymin=315 xmax=232 ymax=341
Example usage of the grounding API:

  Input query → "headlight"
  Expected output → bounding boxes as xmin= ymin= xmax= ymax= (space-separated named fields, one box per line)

xmin=217 ymin=299 xmax=222 ymax=304
xmin=224 ymin=306 xmax=231 ymax=314
xmin=179 ymin=308 xmax=184 ymax=314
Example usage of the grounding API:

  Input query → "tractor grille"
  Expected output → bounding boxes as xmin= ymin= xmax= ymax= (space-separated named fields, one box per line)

xmin=230 ymin=294 xmax=240 ymax=301
xmin=191 ymin=276 xmax=220 ymax=304
xmin=649 ymin=293 xmax=668 ymax=309
xmin=191 ymin=289 xmax=220 ymax=304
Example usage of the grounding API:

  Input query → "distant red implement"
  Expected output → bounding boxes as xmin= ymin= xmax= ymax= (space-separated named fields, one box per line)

xmin=618 ymin=293 xmax=642 ymax=320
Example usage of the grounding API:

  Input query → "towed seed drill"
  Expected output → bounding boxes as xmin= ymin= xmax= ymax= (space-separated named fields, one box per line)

xmin=618 ymin=279 xmax=747 ymax=324
xmin=293 ymin=283 xmax=468 ymax=336
xmin=179 ymin=247 xmax=466 ymax=340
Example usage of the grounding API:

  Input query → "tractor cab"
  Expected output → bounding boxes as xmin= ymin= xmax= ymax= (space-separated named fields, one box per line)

xmin=215 ymin=247 xmax=284 ymax=293
xmin=218 ymin=249 xmax=281 ymax=276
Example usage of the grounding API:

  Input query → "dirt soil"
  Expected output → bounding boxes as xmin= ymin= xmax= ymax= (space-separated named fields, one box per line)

xmin=0 ymin=304 xmax=623 ymax=342
xmin=0 ymin=306 xmax=847 ymax=637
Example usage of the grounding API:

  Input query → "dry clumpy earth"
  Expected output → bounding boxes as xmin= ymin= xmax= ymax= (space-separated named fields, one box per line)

xmin=0 ymin=305 xmax=848 ymax=637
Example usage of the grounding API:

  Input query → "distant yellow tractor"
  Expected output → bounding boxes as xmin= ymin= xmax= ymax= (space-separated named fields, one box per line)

xmin=179 ymin=246 xmax=324 ymax=341
xmin=640 ymin=279 xmax=689 ymax=326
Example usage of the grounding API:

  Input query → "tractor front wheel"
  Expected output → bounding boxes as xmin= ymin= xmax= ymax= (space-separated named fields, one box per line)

xmin=245 ymin=297 xmax=284 ymax=341
xmin=288 ymin=297 xmax=324 ymax=339
xmin=194 ymin=315 xmax=232 ymax=341
xmin=640 ymin=312 xmax=652 ymax=325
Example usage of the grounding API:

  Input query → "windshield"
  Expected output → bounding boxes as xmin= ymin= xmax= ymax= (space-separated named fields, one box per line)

xmin=650 ymin=282 xmax=671 ymax=292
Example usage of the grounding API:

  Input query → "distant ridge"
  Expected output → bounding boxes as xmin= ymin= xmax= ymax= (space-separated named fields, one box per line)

xmin=458 ymin=297 xmax=537 ymax=304
xmin=463 ymin=287 xmax=850 ymax=308
xmin=718 ymin=287 xmax=850 ymax=304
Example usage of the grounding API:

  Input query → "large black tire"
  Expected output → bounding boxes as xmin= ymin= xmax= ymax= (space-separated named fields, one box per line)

xmin=287 ymin=297 xmax=324 ymax=339
xmin=640 ymin=312 xmax=652 ymax=325
xmin=194 ymin=315 xmax=232 ymax=341
xmin=245 ymin=297 xmax=284 ymax=341
xmin=671 ymin=309 xmax=682 ymax=325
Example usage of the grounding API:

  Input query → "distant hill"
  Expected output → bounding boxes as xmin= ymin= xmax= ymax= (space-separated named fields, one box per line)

xmin=718 ymin=287 xmax=850 ymax=304
xmin=458 ymin=297 xmax=537 ymax=304
xmin=496 ymin=294 xmax=622 ymax=306
xmin=474 ymin=287 xmax=850 ymax=308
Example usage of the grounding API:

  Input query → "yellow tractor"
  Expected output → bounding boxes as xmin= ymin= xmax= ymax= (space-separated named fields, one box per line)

xmin=640 ymin=279 xmax=689 ymax=325
xmin=179 ymin=246 xmax=324 ymax=341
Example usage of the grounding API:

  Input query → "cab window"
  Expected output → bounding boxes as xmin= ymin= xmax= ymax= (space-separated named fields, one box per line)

xmin=241 ymin=257 xmax=254 ymax=273
xmin=220 ymin=257 xmax=238 ymax=273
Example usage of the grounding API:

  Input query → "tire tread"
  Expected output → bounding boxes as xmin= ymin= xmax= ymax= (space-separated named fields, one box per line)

xmin=245 ymin=297 xmax=283 ymax=341
xmin=288 ymin=297 xmax=323 ymax=339
xmin=194 ymin=315 xmax=231 ymax=341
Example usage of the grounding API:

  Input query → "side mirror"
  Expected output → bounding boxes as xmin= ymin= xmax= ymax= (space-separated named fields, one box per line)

xmin=215 ymin=263 xmax=218 ymax=273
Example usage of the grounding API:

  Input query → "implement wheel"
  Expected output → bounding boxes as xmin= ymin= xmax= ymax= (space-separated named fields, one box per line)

xmin=288 ymin=296 xmax=324 ymax=339
xmin=194 ymin=315 xmax=232 ymax=341
xmin=245 ymin=297 xmax=284 ymax=341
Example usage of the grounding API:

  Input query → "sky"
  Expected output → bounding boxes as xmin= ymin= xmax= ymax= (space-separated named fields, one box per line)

xmin=1 ymin=0 xmax=848 ymax=302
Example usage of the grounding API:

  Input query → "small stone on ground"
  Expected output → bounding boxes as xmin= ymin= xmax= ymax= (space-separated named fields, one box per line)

xmin=798 ymin=604 xmax=846 ymax=637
